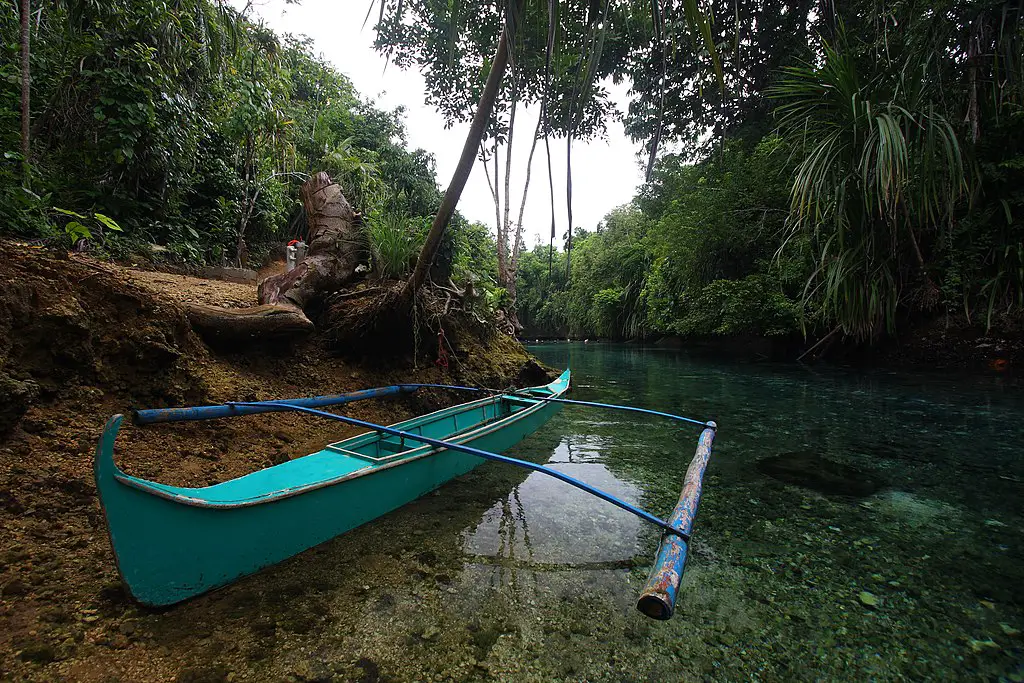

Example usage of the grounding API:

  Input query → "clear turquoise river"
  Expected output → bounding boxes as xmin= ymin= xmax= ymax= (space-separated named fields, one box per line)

xmin=496 ymin=342 xmax=1024 ymax=681
xmin=134 ymin=343 xmax=1024 ymax=682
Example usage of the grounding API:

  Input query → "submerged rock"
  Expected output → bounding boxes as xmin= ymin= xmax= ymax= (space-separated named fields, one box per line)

xmin=870 ymin=491 xmax=961 ymax=530
xmin=968 ymin=639 xmax=1000 ymax=654
xmin=756 ymin=452 xmax=881 ymax=497
xmin=858 ymin=591 xmax=880 ymax=608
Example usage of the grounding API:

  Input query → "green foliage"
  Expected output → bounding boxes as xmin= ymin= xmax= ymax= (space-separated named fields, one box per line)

xmin=53 ymin=207 xmax=123 ymax=244
xmin=623 ymin=0 xmax=815 ymax=151
xmin=771 ymin=34 xmax=966 ymax=339
xmin=516 ymin=136 xmax=807 ymax=340
xmin=516 ymin=207 xmax=651 ymax=337
xmin=0 ymin=3 xmax=444 ymax=267
xmin=373 ymin=0 xmax=618 ymax=138
xmin=672 ymin=275 xmax=799 ymax=337
xmin=518 ymin=2 xmax=1024 ymax=344
xmin=447 ymin=220 xmax=512 ymax=318
xmin=452 ymin=220 xmax=498 ymax=284
xmin=322 ymin=137 xmax=385 ymax=210
xmin=366 ymin=210 xmax=422 ymax=280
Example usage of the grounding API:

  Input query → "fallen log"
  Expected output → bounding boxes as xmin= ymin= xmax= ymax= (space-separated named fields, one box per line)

xmin=186 ymin=303 xmax=314 ymax=349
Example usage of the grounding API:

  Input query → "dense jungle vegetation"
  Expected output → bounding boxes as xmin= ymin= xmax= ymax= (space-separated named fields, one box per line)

xmin=3 ymin=1 xmax=1023 ymax=351
xmin=0 ymin=0 xmax=498 ymax=297
xmin=514 ymin=2 xmax=1024 ymax=344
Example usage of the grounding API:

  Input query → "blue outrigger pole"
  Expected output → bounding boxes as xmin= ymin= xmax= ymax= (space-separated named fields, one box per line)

xmin=135 ymin=382 xmax=717 ymax=620
xmin=131 ymin=385 xmax=419 ymax=424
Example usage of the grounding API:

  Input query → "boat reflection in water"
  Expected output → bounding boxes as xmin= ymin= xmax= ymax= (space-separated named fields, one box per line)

xmin=459 ymin=432 xmax=646 ymax=608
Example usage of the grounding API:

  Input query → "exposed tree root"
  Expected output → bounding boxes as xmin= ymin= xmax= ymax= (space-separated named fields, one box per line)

xmin=322 ymin=280 xmax=515 ymax=366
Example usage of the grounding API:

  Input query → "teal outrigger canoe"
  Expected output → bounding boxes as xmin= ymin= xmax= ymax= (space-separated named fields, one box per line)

xmin=96 ymin=368 xmax=719 ymax=619
xmin=95 ymin=371 xmax=571 ymax=607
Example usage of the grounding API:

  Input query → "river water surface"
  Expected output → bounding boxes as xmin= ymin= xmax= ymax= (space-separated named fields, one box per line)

xmin=144 ymin=343 xmax=1024 ymax=682
xmin=496 ymin=342 xmax=1024 ymax=681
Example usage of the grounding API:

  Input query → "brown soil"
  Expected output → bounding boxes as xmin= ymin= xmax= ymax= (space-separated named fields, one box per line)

xmin=0 ymin=241 xmax=547 ymax=681
xmin=125 ymin=269 xmax=259 ymax=310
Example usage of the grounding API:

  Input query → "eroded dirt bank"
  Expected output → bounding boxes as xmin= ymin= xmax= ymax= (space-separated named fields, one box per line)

xmin=0 ymin=242 xmax=547 ymax=682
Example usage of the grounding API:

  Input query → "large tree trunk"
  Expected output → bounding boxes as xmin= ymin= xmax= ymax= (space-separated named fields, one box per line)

xmin=19 ymin=0 xmax=30 ymax=170
xmin=258 ymin=172 xmax=360 ymax=310
xmin=404 ymin=15 xmax=513 ymax=299
xmin=187 ymin=173 xmax=362 ymax=348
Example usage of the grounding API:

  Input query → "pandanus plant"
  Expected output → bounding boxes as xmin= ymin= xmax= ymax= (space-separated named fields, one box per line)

xmin=771 ymin=38 xmax=967 ymax=340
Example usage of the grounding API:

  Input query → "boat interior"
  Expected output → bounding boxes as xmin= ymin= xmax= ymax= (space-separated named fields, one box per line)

xmin=116 ymin=393 xmax=548 ymax=506
xmin=330 ymin=394 xmax=542 ymax=464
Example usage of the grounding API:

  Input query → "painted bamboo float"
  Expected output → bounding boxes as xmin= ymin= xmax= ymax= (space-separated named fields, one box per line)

xmin=636 ymin=421 xmax=717 ymax=620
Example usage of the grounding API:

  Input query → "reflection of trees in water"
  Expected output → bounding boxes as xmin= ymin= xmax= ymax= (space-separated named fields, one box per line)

xmin=474 ymin=420 xmax=567 ymax=597
xmin=461 ymin=410 xmax=666 ymax=608
xmin=492 ymin=483 xmax=537 ymax=594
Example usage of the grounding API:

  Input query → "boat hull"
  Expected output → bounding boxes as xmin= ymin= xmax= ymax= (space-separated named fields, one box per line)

xmin=95 ymin=381 xmax=566 ymax=607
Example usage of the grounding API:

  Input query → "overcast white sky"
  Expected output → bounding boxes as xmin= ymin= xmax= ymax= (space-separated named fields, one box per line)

xmin=242 ymin=0 xmax=646 ymax=248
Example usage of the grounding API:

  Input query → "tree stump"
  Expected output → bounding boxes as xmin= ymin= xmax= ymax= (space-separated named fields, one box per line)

xmin=258 ymin=172 xmax=361 ymax=312
xmin=187 ymin=173 xmax=363 ymax=348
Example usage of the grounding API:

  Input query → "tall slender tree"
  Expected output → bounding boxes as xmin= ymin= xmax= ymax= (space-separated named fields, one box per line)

xmin=405 ymin=12 xmax=516 ymax=298
xmin=19 ymin=0 xmax=30 ymax=174
xmin=377 ymin=0 xmax=721 ymax=313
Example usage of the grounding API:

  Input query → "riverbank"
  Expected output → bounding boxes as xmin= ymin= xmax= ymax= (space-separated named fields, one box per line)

xmin=521 ymin=315 xmax=1023 ymax=372
xmin=0 ymin=241 xmax=546 ymax=681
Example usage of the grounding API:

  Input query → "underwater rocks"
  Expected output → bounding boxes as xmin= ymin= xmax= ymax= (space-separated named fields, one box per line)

xmin=756 ymin=451 xmax=882 ymax=497
xmin=858 ymin=591 xmax=880 ymax=608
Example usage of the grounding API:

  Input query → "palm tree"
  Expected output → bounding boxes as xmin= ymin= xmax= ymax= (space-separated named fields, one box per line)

xmin=771 ymin=39 xmax=967 ymax=339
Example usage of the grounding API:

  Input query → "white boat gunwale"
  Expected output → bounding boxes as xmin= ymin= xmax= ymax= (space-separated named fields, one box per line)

xmin=106 ymin=377 xmax=568 ymax=510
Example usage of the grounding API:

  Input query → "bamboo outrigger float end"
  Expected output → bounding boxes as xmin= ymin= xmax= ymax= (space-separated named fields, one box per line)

xmin=636 ymin=421 xmax=717 ymax=620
